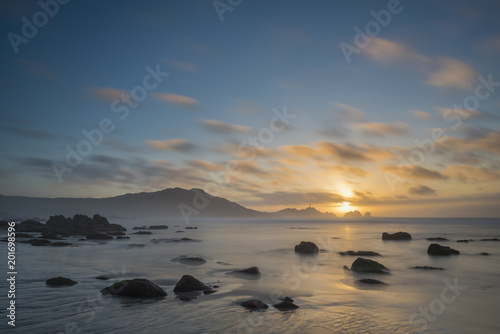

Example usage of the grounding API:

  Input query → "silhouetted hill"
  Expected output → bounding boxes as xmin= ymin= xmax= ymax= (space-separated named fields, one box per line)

xmin=276 ymin=207 xmax=337 ymax=218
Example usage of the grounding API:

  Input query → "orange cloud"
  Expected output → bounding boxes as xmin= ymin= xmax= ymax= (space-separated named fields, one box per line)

xmin=89 ymin=86 xmax=126 ymax=101
xmin=200 ymin=119 xmax=252 ymax=134
xmin=427 ymin=57 xmax=477 ymax=90
xmin=353 ymin=121 xmax=410 ymax=137
xmin=147 ymin=138 xmax=195 ymax=152
xmin=154 ymin=93 xmax=199 ymax=107
xmin=364 ymin=38 xmax=429 ymax=64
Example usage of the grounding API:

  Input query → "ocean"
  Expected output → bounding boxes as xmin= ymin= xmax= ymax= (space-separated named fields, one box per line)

xmin=1 ymin=217 xmax=499 ymax=334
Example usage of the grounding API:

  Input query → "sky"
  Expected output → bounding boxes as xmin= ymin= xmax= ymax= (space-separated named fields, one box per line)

xmin=0 ymin=0 xmax=499 ymax=217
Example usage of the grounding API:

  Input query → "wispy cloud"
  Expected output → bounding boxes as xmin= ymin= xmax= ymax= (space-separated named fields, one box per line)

xmin=154 ymin=93 xmax=199 ymax=107
xmin=165 ymin=59 xmax=199 ymax=72
xmin=250 ymin=190 xmax=345 ymax=207
xmin=147 ymin=138 xmax=196 ymax=152
xmin=89 ymin=86 xmax=126 ymax=102
xmin=427 ymin=57 xmax=477 ymax=90
xmin=332 ymin=103 xmax=365 ymax=122
xmin=409 ymin=185 xmax=437 ymax=196
xmin=353 ymin=121 xmax=410 ymax=137
xmin=200 ymin=119 xmax=252 ymax=134
xmin=364 ymin=38 xmax=429 ymax=65
xmin=410 ymin=110 xmax=436 ymax=121
xmin=383 ymin=165 xmax=449 ymax=180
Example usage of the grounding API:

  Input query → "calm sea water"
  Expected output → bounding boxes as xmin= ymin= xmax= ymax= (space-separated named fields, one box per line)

xmin=1 ymin=218 xmax=499 ymax=334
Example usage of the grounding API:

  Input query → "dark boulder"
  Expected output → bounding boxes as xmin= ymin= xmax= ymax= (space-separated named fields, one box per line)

xmin=96 ymin=276 xmax=110 ymax=280
xmin=171 ymin=256 xmax=207 ymax=266
xmin=427 ymin=243 xmax=460 ymax=256
xmin=351 ymin=257 xmax=389 ymax=274
xmin=86 ymin=232 xmax=113 ymax=240
xmin=133 ymin=231 xmax=152 ymax=235
xmin=240 ymin=299 xmax=268 ymax=310
xmin=382 ymin=232 xmax=412 ymax=240
xmin=17 ymin=220 xmax=44 ymax=232
xmin=22 ymin=239 xmax=52 ymax=246
xmin=480 ymin=238 xmax=499 ymax=241
xmin=41 ymin=232 xmax=64 ymax=240
xmin=294 ymin=241 xmax=319 ymax=254
xmin=273 ymin=301 xmax=299 ymax=310
xmin=413 ymin=266 xmax=444 ymax=270
xmin=173 ymin=275 xmax=213 ymax=293
xmin=357 ymin=278 xmax=386 ymax=284
xmin=185 ymin=226 xmax=198 ymax=229
xmin=16 ymin=233 xmax=34 ymax=238
xmin=133 ymin=226 xmax=148 ymax=230
xmin=148 ymin=225 xmax=168 ymax=230
xmin=46 ymin=276 xmax=77 ymax=286
xmin=280 ymin=297 xmax=294 ymax=302
xmin=100 ymin=278 xmax=167 ymax=298
xmin=338 ymin=250 xmax=381 ymax=256
xmin=480 ymin=252 xmax=489 ymax=256
xmin=427 ymin=237 xmax=449 ymax=241
xmin=107 ymin=231 xmax=126 ymax=236
xmin=227 ymin=266 xmax=261 ymax=279
xmin=456 ymin=240 xmax=470 ymax=243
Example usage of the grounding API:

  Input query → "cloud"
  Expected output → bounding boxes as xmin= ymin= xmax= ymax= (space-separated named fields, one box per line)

xmin=383 ymin=165 xmax=448 ymax=180
xmin=332 ymin=103 xmax=365 ymax=122
xmin=410 ymin=110 xmax=436 ymax=121
xmin=353 ymin=121 xmax=410 ymax=137
xmin=438 ymin=129 xmax=500 ymax=155
xmin=319 ymin=142 xmax=372 ymax=162
xmin=188 ymin=160 xmax=220 ymax=172
xmin=436 ymin=107 xmax=481 ymax=120
xmin=409 ymin=185 xmax=437 ymax=196
xmin=200 ymin=119 xmax=252 ymax=134
xmin=154 ymin=93 xmax=199 ymax=107
xmin=165 ymin=59 xmax=199 ymax=72
xmin=364 ymin=38 xmax=429 ymax=65
xmin=0 ymin=125 xmax=55 ymax=139
xmin=251 ymin=190 xmax=345 ymax=206
xmin=443 ymin=165 xmax=500 ymax=183
xmin=89 ymin=86 xmax=126 ymax=102
xmin=103 ymin=139 xmax=139 ymax=152
xmin=147 ymin=138 xmax=196 ymax=152
xmin=427 ymin=57 xmax=477 ymax=90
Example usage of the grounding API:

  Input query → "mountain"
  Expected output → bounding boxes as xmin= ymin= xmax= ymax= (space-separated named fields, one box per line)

xmin=275 ymin=206 xmax=336 ymax=218
xmin=0 ymin=188 xmax=262 ymax=220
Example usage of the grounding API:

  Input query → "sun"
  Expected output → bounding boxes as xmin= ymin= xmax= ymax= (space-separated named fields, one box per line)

xmin=340 ymin=201 xmax=352 ymax=213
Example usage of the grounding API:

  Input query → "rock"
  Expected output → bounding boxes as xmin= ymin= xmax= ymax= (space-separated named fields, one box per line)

xmin=480 ymin=238 xmax=499 ymax=241
xmin=344 ymin=210 xmax=362 ymax=218
xmin=357 ymin=278 xmax=386 ymax=284
xmin=41 ymin=232 xmax=65 ymax=240
xmin=427 ymin=237 xmax=449 ymax=241
xmin=456 ymin=240 xmax=469 ymax=243
xmin=101 ymin=278 xmax=167 ymax=298
xmin=96 ymin=276 xmax=110 ymax=280
xmin=22 ymin=238 xmax=52 ymax=246
xmin=480 ymin=252 xmax=489 ymax=256
xmin=178 ymin=295 xmax=196 ymax=301
xmin=176 ymin=231 xmax=184 ymax=233
xmin=363 ymin=212 xmax=372 ymax=218
xmin=343 ymin=265 xmax=351 ymax=271
xmin=133 ymin=226 xmax=148 ymax=230
xmin=227 ymin=266 xmax=261 ymax=279
xmin=413 ymin=266 xmax=444 ymax=270
xmin=338 ymin=250 xmax=381 ymax=256
xmin=294 ymin=241 xmax=319 ymax=254
xmin=115 ymin=236 xmax=130 ymax=240
xmin=173 ymin=275 xmax=213 ymax=293
xmin=240 ymin=299 xmax=268 ymax=310
xmin=280 ymin=297 xmax=294 ymax=302
xmin=133 ymin=231 xmax=152 ymax=235
xmin=17 ymin=220 xmax=44 ymax=232
xmin=46 ymin=214 xmax=126 ymax=236
xmin=46 ymin=276 xmax=77 ymax=286
xmin=0 ymin=221 xmax=9 ymax=229
xmin=107 ymin=231 xmax=126 ymax=236
xmin=427 ymin=243 xmax=460 ymax=256
xmin=273 ymin=301 xmax=299 ymax=310
xmin=382 ymin=232 xmax=412 ymax=240
xmin=86 ymin=232 xmax=113 ymax=240
xmin=351 ymin=257 xmax=389 ymax=274
xmin=151 ymin=238 xmax=199 ymax=244
xmin=171 ymin=257 xmax=207 ymax=266
xmin=16 ymin=233 xmax=35 ymax=238
xmin=148 ymin=225 xmax=168 ymax=230
xmin=50 ymin=242 xmax=72 ymax=247
xmin=185 ymin=226 xmax=198 ymax=229
xmin=127 ymin=244 xmax=145 ymax=249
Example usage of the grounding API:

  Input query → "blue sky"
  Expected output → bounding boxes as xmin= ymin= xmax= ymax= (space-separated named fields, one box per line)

xmin=1 ymin=0 xmax=499 ymax=217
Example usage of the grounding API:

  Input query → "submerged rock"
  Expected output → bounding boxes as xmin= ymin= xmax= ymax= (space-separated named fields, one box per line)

xmin=171 ymin=256 xmax=207 ymax=266
xmin=456 ymin=240 xmax=470 ymax=243
xmin=185 ymin=226 xmax=198 ymax=229
xmin=273 ymin=301 xmax=299 ymax=310
xmin=240 ymin=299 xmax=268 ymax=310
xmin=46 ymin=276 xmax=77 ymax=286
xmin=427 ymin=237 xmax=449 ymax=241
xmin=173 ymin=275 xmax=213 ymax=293
xmin=480 ymin=252 xmax=489 ymax=256
xmin=357 ymin=278 xmax=386 ymax=285
xmin=148 ymin=225 xmax=168 ymax=230
xmin=382 ymin=232 xmax=412 ymax=240
xmin=151 ymin=238 xmax=199 ymax=244
xmin=294 ymin=241 xmax=319 ymax=254
xmin=100 ymin=278 xmax=167 ymax=298
xmin=50 ymin=241 xmax=72 ymax=247
xmin=227 ymin=266 xmax=261 ymax=279
xmin=86 ymin=232 xmax=113 ymax=240
xmin=351 ymin=257 xmax=389 ymax=274
xmin=480 ymin=238 xmax=499 ymax=241
xmin=427 ymin=243 xmax=460 ymax=256
xmin=22 ymin=238 xmax=52 ymax=246
xmin=133 ymin=231 xmax=153 ymax=235
xmin=17 ymin=220 xmax=44 ymax=232
xmin=338 ymin=250 xmax=381 ymax=256
xmin=280 ymin=297 xmax=294 ymax=302
xmin=96 ymin=276 xmax=110 ymax=280
xmin=413 ymin=266 xmax=444 ymax=270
